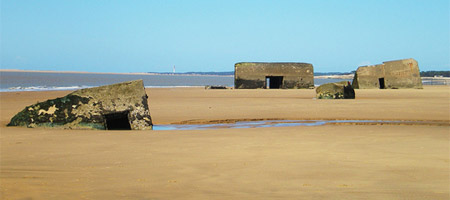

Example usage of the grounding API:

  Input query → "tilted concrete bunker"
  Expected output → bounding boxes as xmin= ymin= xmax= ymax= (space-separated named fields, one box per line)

xmin=8 ymin=80 xmax=153 ymax=130
xmin=234 ymin=62 xmax=314 ymax=89
xmin=352 ymin=58 xmax=422 ymax=89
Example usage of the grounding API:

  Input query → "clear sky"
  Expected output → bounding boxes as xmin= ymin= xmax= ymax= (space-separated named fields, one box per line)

xmin=1 ymin=0 xmax=449 ymax=73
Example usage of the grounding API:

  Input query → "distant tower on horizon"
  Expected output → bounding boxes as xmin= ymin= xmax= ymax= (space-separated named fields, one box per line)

xmin=173 ymin=65 xmax=176 ymax=73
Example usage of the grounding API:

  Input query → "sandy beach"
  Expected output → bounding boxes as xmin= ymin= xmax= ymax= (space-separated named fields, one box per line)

xmin=1 ymin=86 xmax=449 ymax=199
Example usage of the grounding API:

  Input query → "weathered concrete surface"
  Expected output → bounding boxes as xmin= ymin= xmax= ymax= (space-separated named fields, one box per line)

xmin=316 ymin=81 xmax=355 ymax=99
xmin=8 ymin=80 xmax=153 ymax=130
xmin=235 ymin=62 xmax=314 ymax=89
xmin=352 ymin=58 xmax=422 ymax=89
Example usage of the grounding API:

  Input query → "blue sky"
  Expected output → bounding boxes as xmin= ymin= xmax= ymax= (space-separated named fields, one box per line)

xmin=1 ymin=0 xmax=449 ymax=73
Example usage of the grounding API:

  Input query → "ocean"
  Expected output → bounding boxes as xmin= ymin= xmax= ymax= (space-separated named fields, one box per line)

xmin=0 ymin=71 xmax=353 ymax=92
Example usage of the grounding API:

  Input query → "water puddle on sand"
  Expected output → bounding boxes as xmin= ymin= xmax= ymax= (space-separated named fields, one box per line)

xmin=152 ymin=120 xmax=446 ymax=131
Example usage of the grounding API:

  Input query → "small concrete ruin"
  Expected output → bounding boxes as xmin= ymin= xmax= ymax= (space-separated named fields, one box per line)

xmin=352 ymin=58 xmax=422 ymax=89
xmin=205 ymin=85 xmax=228 ymax=89
xmin=234 ymin=62 xmax=314 ymax=89
xmin=8 ymin=80 xmax=153 ymax=130
xmin=316 ymin=81 xmax=355 ymax=99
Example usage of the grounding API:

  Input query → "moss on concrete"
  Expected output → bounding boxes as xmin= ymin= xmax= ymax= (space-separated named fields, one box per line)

xmin=8 ymin=80 xmax=153 ymax=130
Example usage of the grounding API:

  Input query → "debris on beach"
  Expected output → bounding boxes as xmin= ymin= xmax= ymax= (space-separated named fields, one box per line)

xmin=352 ymin=58 xmax=423 ymax=89
xmin=234 ymin=62 xmax=314 ymax=89
xmin=316 ymin=81 xmax=355 ymax=99
xmin=8 ymin=80 xmax=153 ymax=130
xmin=205 ymin=85 xmax=228 ymax=89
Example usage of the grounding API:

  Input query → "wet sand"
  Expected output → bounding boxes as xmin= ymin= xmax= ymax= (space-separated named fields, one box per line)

xmin=1 ymin=86 xmax=449 ymax=199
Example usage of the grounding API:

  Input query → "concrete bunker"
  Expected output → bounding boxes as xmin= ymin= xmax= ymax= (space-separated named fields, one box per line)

xmin=316 ymin=81 xmax=355 ymax=99
xmin=352 ymin=58 xmax=422 ymax=89
xmin=235 ymin=62 xmax=314 ymax=89
xmin=8 ymin=80 xmax=153 ymax=130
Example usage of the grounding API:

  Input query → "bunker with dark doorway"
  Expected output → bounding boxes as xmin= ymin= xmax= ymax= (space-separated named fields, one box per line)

xmin=379 ymin=78 xmax=385 ymax=89
xmin=104 ymin=111 xmax=132 ymax=130
xmin=266 ymin=76 xmax=283 ymax=89
xmin=7 ymin=80 xmax=153 ymax=130
xmin=234 ymin=62 xmax=314 ymax=89
xmin=352 ymin=58 xmax=422 ymax=89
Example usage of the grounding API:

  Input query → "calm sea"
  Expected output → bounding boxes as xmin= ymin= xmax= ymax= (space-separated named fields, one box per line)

xmin=0 ymin=71 xmax=352 ymax=92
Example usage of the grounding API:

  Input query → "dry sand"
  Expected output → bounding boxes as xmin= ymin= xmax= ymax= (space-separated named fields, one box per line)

xmin=1 ymin=86 xmax=449 ymax=199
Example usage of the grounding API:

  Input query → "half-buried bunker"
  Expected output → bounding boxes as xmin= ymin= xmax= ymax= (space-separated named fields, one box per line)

xmin=8 ymin=80 xmax=153 ymax=130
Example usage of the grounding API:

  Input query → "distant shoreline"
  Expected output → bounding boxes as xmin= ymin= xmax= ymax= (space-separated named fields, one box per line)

xmin=0 ymin=69 xmax=234 ymax=77
xmin=2 ymin=69 xmax=448 ymax=80
xmin=1 ymin=69 xmax=353 ymax=79
xmin=314 ymin=74 xmax=354 ymax=79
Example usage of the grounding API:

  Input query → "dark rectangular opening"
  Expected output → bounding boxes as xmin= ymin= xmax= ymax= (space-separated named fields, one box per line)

xmin=379 ymin=78 xmax=385 ymax=89
xmin=266 ymin=76 xmax=283 ymax=89
xmin=104 ymin=111 xmax=132 ymax=130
